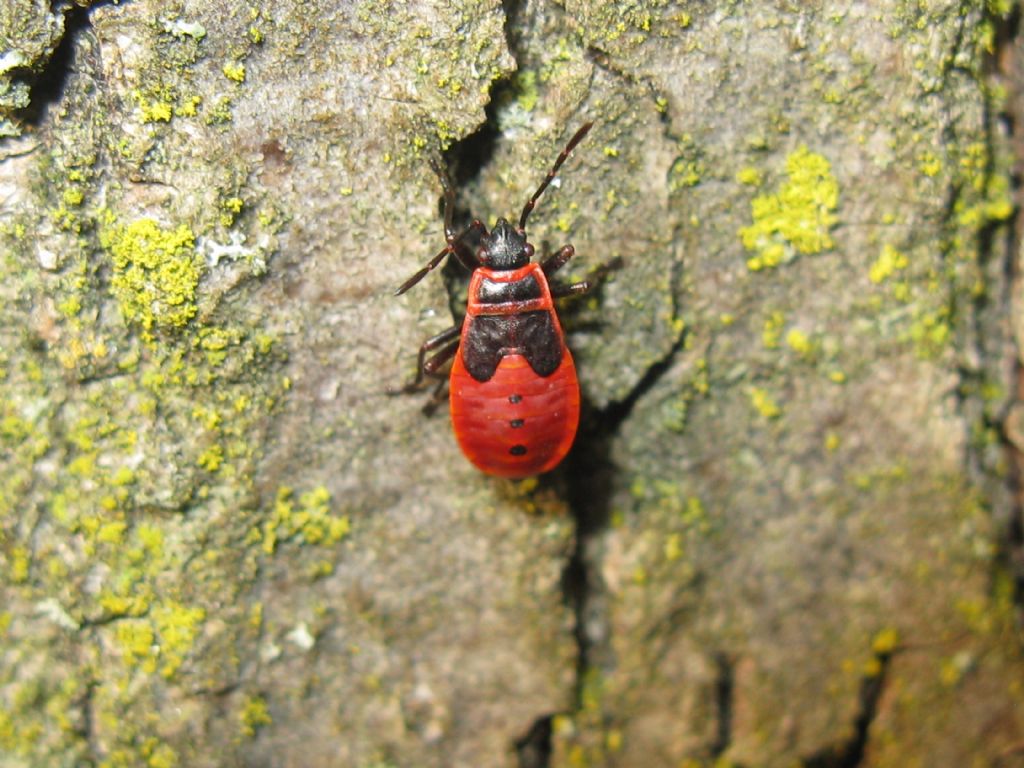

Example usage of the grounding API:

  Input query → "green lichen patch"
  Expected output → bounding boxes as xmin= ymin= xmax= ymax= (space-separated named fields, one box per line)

xmin=119 ymin=14 xmax=208 ymax=129
xmin=99 ymin=217 xmax=203 ymax=335
xmin=668 ymin=134 xmax=705 ymax=192
xmin=739 ymin=145 xmax=839 ymax=272
xmin=0 ymin=2 xmax=74 ymax=137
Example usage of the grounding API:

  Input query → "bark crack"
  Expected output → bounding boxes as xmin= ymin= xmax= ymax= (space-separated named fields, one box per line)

xmin=990 ymin=1 xmax=1024 ymax=633
xmin=440 ymin=4 xmax=690 ymax=762
xmin=800 ymin=645 xmax=893 ymax=768
xmin=14 ymin=1 xmax=120 ymax=129
xmin=968 ymin=3 xmax=1024 ymax=631
xmin=559 ymin=293 xmax=686 ymax=754
xmin=514 ymin=714 xmax=554 ymax=768
xmin=710 ymin=653 xmax=735 ymax=762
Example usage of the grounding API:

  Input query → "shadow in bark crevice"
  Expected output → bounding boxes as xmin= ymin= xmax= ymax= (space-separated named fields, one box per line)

xmin=972 ymin=2 xmax=1024 ymax=632
xmin=559 ymin=325 xmax=687 ymax=710
xmin=11 ymin=1 xmax=123 ymax=131
xmin=514 ymin=714 xmax=553 ymax=768
xmin=800 ymin=649 xmax=893 ymax=768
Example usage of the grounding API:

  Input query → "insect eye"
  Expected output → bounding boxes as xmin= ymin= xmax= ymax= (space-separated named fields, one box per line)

xmin=525 ymin=243 xmax=535 ymax=258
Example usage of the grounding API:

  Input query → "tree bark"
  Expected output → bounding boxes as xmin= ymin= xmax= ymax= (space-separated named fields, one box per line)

xmin=1 ymin=1 xmax=1023 ymax=767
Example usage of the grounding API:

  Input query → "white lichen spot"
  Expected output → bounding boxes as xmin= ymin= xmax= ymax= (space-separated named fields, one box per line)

xmin=199 ymin=231 xmax=255 ymax=267
xmin=37 ymin=245 xmax=58 ymax=270
xmin=317 ymin=378 xmax=341 ymax=402
xmin=260 ymin=641 xmax=282 ymax=663
xmin=0 ymin=50 xmax=27 ymax=74
xmin=286 ymin=622 xmax=315 ymax=651
xmin=163 ymin=18 xmax=207 ymax=39
xmin=35 ymin=598 xmax=80 ymax=630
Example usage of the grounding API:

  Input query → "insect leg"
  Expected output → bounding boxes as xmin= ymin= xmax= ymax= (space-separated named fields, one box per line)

xmin=422 ymin=378 xmax=449 ymax=416
xmin=421 ymin=334 xmax=460 ymax=377
xmin=420 ymin=340 xmax=461 ymax=415
xmin=395 ymin=152 xmax=485 ymax=296
xmin=432 ymin=156 xmax=487 ymax=272
xmin=550 ymin=256 xmax=624 ymax=298
xmin=541 ymin=244 xmax=575 ymax=276
xmin=550 ymin=281 xmax=591 ymax=298
xmin=392 ymin=324 xmax=461 ymax=392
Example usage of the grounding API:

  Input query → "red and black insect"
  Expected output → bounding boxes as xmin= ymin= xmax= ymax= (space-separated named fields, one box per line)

xmin=396 ymin=123 xmax=607 ymax=479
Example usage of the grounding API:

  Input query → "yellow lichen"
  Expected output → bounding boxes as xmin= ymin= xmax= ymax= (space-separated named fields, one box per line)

xmin=261 ymin=485 xmax=350 ymax=554
xmin=62 ymin=187 xmax=85 ymax=207
xmin=785 ymin=328 xmax=813 ymax=356
xmin=197 ymin=444 xmax=224 ymax=472
xmin=664 ymin=533 xmax=682 ymax=561
xmin=222 ymin=61 xmax=246 ymax=83
xmin=152 ymin=602 xmax=205 ymax=678
xmin=99 ymin=217 xmax=202 ymax=335
xmin=869 ymin=244 xmax=908 ymax=284
xmin=740 ymin=145 xmax=839 ymax=271
xmin=116 ymin=620 xmax=157 ymax=673
xmin=669 ymin=157 xmax=702 ymax=190
xmin=824 ymin=431 xmax=840 ymax=452
xmin=919 ymin=150 xmax=942 ymax=177
xmin=872 ymin=626 xmax=899 ymax=654
xmin=749 ymin=387 xmax=781 ymax=419
xmin=9 ymin=546 xmax=29 ymax=583
xmin=223 ymin=196 xmax=244 ymax=213
xmin=735 ymin=166 xmax=763 ymax=186
xmin=174 ymin=95 xmax=202 ymax=117
xmin=762 ymin=311 xmax=785 ymax=349
xmin=240 ymin=695 xmax=272 ymax=737
xmin=139 ymin=99 xmax=174 ymax=123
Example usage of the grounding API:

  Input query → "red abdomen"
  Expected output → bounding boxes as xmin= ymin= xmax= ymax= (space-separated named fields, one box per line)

xmin=449 ymin=350 xmax=580 ymax=478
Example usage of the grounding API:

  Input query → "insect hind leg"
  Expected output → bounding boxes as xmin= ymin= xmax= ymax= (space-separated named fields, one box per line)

xmin=390 ymin=324 xmax=460 ymax=394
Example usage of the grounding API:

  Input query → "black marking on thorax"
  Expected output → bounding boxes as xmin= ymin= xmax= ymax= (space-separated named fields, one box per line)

xmin=475 ymin=274 xmax=542 ymax=304
xmin=461 ymin=310 xmax=563 ymax=381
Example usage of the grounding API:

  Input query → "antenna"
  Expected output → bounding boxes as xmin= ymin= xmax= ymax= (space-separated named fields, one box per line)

xmin=518 ymin=122 xmax=594 ymax=230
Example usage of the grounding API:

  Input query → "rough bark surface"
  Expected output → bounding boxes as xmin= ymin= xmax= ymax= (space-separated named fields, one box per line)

xmin=1 ymin=1 xmax=1023 ymax=767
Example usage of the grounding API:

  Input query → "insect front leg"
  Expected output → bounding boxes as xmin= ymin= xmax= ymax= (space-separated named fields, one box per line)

xmin=541 ymin=244 xmax=575 ymax=277
xmin=550 ymin=256 xmax=624 ymax=298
